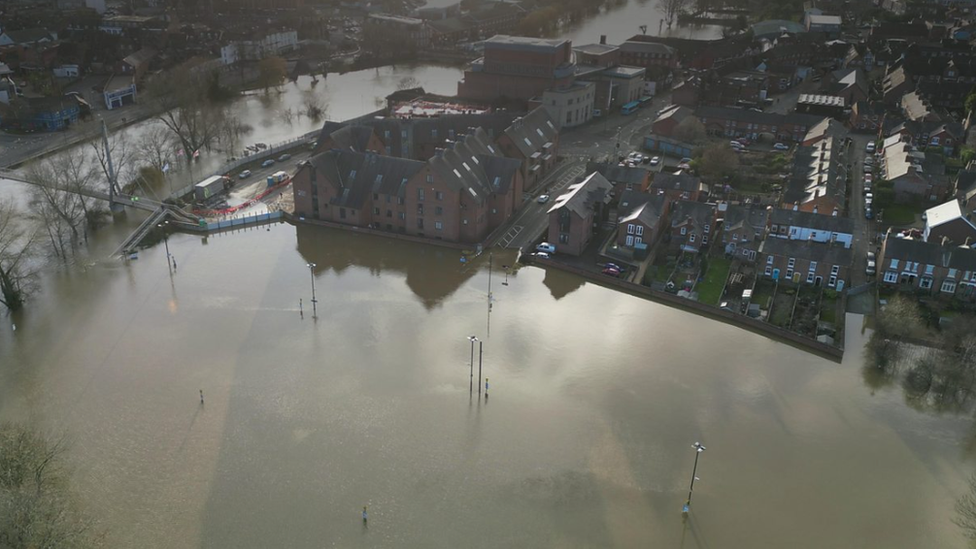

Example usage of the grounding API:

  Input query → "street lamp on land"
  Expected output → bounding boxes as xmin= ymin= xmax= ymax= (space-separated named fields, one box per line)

xmin=682 ymin=442 xmax=706 ymax=514
xmin=307 ymin=262 xmax=317 ymax=318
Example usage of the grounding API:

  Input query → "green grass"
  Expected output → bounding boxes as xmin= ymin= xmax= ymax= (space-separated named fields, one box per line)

xmin=820 ymin=298 xmax=837 ymax=324
xmin=696 ymin=257 xmax=731 ymax=305
xmin=882 ymin=203 xmax=925 ymax=226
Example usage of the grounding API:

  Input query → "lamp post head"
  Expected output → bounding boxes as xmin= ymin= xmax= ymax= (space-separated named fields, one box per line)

xmin=307 ymin=262 xmax=316 ymax=269
xmin=468 ymin=335 xmax=478 ymax=342
xmin=693 ymin=442 xmax=706 ymax=452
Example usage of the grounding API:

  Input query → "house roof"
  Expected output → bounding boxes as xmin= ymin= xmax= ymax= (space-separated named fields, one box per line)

xmin=925 ymin=199 xmax=968 ymax=228
xmin=670 ymin=200 xmax=715 ymax=230
xmin=957 ymin=170 xmax=976 ymax=195
xmin=804 ymin=118 xmax=847 ymax=144
xmin=723 ymin=204 xmax=769 ymax=232
xmin=485 ymin=35 xmax=568 ymax=51
xmin=650 ymin=172 xmax=707 ymax=193
xmin=901 ymin=91 xmax=932 ymax=122
xmin=783 ymin=135 xmax=847 ymax=207
xmin=547 ymin=172 xmax=613 ymax=217
xmin=696 ymin=105 xmax=823 ymax=129
xmin=617 ymin=191 xmax=667 ymax=227
xmin=770 ymin=208 xmax=853 ymax=233
xmin=501 ymin=107 xmax=557 ymax=158
xmin=884 ymin=236 xmax=976 ymax=271
xmin=619 ymin=41 xmax=675 ymax=56
xmin=1 ymin=28 xmax=54 ymax=45
xmin=574 ymin=43 xmax=618 ymax=55
xmin=586 ymin=161 xmax=646 ymax=186
xmin=122 ymin=48 xmax=156 ymax=68
xmin=428 ymin=128 xmax=519 ymax=199
xmin=328 ymin=125 xmax=377 ymax=153
xmin=807 ymin=14 xmax=842 ymax=26
xmin=761 ymin=237 xmax=853 ymax=265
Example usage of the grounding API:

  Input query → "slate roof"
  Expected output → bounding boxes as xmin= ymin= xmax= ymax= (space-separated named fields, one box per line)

xmin=696 ymin=105 xmax=823 ymax=129
xmin=769 ymin=208 xmax=853 ymax=233
xmin=650 ymin=172 xmax=707 ymax=193
xmin=2 ymin=28 xmax=54 ymax=45
xmin=723 ymin=204 xmax=769 ymax=232
xmin=670 ymin=200 xmax=715 ymax=230
xmin=428 ymin=128 xmax=516 ymax=199
xmin=617 ymin=191 xmax=667 ymax=227
xmin=956 ymin=170 xmax=976 ymax=195
xmin=547 ymin=172 xmax=613 ymax=217
xmin=501 ymin=106 xmax=557 ymax=158
xmin=619 ymin=41 xmax=675 ymax=56
xmin=325 ymin=125 xmax=376 ymax=153
xmin=884 ymin=236 xmax=976 ymax=271
xmin=122 ymin=48 xmax=156 ymax=68
xmin=761 ymin=237 xmax=853 ymax=265
xmin=783 ymin=135 xmax=847 ymax=207
xmin=586 ymin=161 xmax=646 ymax=187
xmin=308 ymin=150 xmax=426 ymax=209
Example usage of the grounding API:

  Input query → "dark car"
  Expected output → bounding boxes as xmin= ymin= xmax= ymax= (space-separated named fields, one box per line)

xmin=602 ymin=267 xmax=621 ymax=277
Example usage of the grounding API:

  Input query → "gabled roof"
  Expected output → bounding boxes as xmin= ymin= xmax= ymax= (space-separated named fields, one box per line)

xmin=428 ymin=128 xmax=517 ymax=200
xmin=670 ymin=200 xmax=715 ymax=230
xmin=329 ymin=125 xmax=377 ymax=153
xmin=723 ymin=204 xmax=769 ymax=232
xmin=501 ymin=107 xmax=557 ymax=157
xmin=122 ymin=48 xmax=156 ymax=68
xmin=650 ymin=172 xmax=707 ymax=193
xmin=586 ymin=161 xmax=646 ymax=186
xmin=770 ymin=208 xmax=853 ymax=233
xmin=618 ymin=191 xmax=667 ymax=227
xmin=547 ymin=172 xmax=613 ymax=217
xmin=1 ymin=28 xmax=55 ymax=45
xmin=696 ymin=105 xmax=823 ymax=129
xmin=307 ymin=150 xmax=426 ymax=209
xmin=783 ymin=134 xmax=847 ymax=207
xmin=619 ymin=41 xmax=675 ymax=56
xmin=761 ymin=237 xmax=853 ymax=265
xmin=884 ymin=236 xmax=976 ymax=271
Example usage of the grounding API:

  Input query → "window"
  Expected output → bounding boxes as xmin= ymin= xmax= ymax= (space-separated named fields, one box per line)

xmin=828 ymin=276 xmax=837 ymax=287
xmin=417 ymin=204 xmax=424 ymax=216
xmin=372 ymin=207 xmax=380 ymax=215
xmin=765 ymin=266 xmax=772 ymax=276
xmin=432 ymin=129 xmax=438 ymax=139
xmin=436 ymin=191 xmax=444 ymax=200
xmin=732 ymin=233 xmax=739 ymax=241
xmin=786 ymin=269 xmax=794 ymax=279
xmin=942 ymin=280 xmax=957 ymax=293
xmin=372 ymin=193 xmax=379 ymax=200
xmin=702 ymin=235 xmax=708 ymax=244
xmin=883 ymin=272 xmax=898 ymax=283
xmin=374 ymin=175 xmax=382 ymax=185
xmin=426 ymin=175 xmax=433 ymax=184
xmin=559 ymin=233 xmax=570 ymax=244
xmin=919 ymin=277 xmax=933 ymax=289
xmin=398 ymin=212 xmax=405 ymax=220
xmin=349 ymin=170 xmax=357 ymax=180
xmin=417 ymin=218 xmax=424 ymax=229
xmin=418 ymin=188 xmax=425 ymax=201
xmin=766 ymin=256 xmax=773 ymax=265
xmin=949 ymin=268 xmax=958 ymax=279
xmin=689 ymin=234 xmax=696 ymax=243
xmin=397 ymin=197 xmax=404 ymax=205
xmin=809 ymin=261 xmax=817 ymax=272
xmin=434 ymin=221 xmax=443 ymax=231
xmin=448 ymin=129 xmax=455 ymax=139
xmin=787 ymin=258 xmax=796 ymax=269
xmin=635 ymin=225 xmax=644 ymax=236
xmin=435 ymin=206 xmax=443 ymax=216
xmin=925 ymin=264 xmax=934 ymax=275
xmin=831 ymin=265 xmax=839 ymax=275
xmin=890 ymin=259 xmax=899 ymax=269
xmin=704 ymin=224 xmax=710 ymax=234
xmin=627 ymin=224 xmax=635 ymax=235
xmin=566 ymin=112 xmax=572 ymax=124
xmin=680 ymin=227 xmax=687 ymax=235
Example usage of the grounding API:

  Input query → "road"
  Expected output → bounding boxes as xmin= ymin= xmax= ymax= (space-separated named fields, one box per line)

xmin=496 ymin=161 xmax=587 ymax=250
xmin=848 ymin=133 xmax=875 ymax=288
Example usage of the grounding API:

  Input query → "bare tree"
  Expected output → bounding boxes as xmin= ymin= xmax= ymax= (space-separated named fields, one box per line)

xmin=134 ymin=124 xmax=175 ymax=173
xmin=0 ymin=200 xmax=38 ymax=312
xmin=0 ymin=423 xmax=103 ymax=548
xmin=146 ymin=64 xmax=228 ymax=159
xmin=90 ymin=133 xmax=133 ymax=197
xmin=396 ymin=76 xmax=420 ymax=91
xmin=302 ymin=96 xmax=324 ymax=120
xmin=657 ymin=0 xmax=688 ymax=29
xmin=25 ymin=149 xmax=101 ymax=256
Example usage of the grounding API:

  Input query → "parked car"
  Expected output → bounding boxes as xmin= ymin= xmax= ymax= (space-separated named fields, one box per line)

xmin=677 ymin=162 xmax=691 ymax=170
xmin=261 ymin=159 xmax=275 ymax=168
xmin=866 ymin=142 xmax=876 ymax=153
xmin=532 ymin=252 xmax=550 ymax=259
xmin=649 ymin=156 xmax=661 ymax=166
xmin=605 ymin=262 xmax=626 ymax=273
xmin=865 ymin=207 xmax=873 ymax=219
xmin=864 ymin=174 xmax=873 ymax=184
xmin=736 ymin=137 xmax=751 ymax=146
xmin=536 ymin=242 xmax=556 ymax=254
xmin=864 ymin=157 xmax=874 ymax=166
xmin=863 ymin=184 xmax=872 ymax=194
xmin=773 ymin=143 xmax=789 ymax=151
xmin=537 ymin=194 xmax=550 ymax=204
xmin=866 ymin=258 xmax=877 ymax=276
xmin=278 ymin=153 xmax=291 ymax=161
xmin=867 ymin=251 xmax=876 ymax=262
xmin=730 ymin=140 xmax=744 ymax=149
xmin=238 ymin=169 xmax=252 ymax=179
xmin=602 ymin=266 xmax=621 ymax=277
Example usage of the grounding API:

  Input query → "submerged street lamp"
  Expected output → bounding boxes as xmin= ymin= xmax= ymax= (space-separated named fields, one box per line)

xmin=468 ymin=335 xmax=478 ymax=394
xmin=157 ymin=220 xmax=170 ymax=266
xmin=307 ymin=262 xmax=317 ymax=318
xmin=682 ymin=442 xmax=706 ymax=514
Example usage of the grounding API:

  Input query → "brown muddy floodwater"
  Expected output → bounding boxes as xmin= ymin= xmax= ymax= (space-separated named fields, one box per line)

xmin=0 ymin=219 xmax=972 ymax=548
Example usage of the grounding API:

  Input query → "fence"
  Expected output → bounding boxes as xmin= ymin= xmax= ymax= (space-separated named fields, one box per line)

xmin=204 ymin=211 xmax=283 ymax=231
xmin=168 ymin=130 xmax=319 ymax=201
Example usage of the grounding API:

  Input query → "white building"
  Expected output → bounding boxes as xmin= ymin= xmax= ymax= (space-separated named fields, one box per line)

xmin=221 ymin=30 xmax=299 ymax=65
xmin=769 ymin=208 xmax=854 ymax=249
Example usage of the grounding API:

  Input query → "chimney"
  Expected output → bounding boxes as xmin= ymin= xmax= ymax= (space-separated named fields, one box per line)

xmin=813 ymin=205 xmax=818 ymax=214
xmin=793 ymin=202 xmax=799 ymax=211
xmin=434 ymin=147 xmax=445 ymax=158
xmin=832 ymin=207 xmax=839 ymax=217
xmin=600 ymin=35 xmax=607 ymax=45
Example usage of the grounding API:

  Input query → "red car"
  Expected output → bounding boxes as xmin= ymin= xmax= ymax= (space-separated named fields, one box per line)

xmin=602 ymin=267 xmax=621 ymax=277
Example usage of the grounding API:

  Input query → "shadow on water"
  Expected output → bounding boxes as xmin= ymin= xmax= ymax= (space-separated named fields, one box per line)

xmin=295 ymin=224 xmax=477 ymax=309
xmin=541 ymin=267 xmax=586 ymax=300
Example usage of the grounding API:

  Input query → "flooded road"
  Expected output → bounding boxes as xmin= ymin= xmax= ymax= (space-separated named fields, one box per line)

xmin=0 ymin=221 xmax=971 ymax=548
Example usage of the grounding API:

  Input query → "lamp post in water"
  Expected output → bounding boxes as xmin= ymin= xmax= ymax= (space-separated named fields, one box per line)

xmin=307 ymin=262 xmax=317 ymax=318
xmin=157 ymin=220 xmax=170 ymax=265
xmin=682 ymin=442 xmax=706 ymax=514
xmin=467 ymin=335 xmax=478 ymax=394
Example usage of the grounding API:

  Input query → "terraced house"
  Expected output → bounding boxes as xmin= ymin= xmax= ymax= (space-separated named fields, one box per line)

xmin=878 ymin=233 xmax=976 ymax=300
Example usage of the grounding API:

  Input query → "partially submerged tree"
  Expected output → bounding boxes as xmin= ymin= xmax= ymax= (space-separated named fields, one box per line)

xmin=0 ymin=423 xmax=102 ymax=548
xmin=257 ymin=56 xmax=287 ymax=90
xmin=0 ymin=200 xmax=37 ymax=312
xmin=657 ymin=0 xmax=689 ymax=29
xmin=146 ymin=62 xmax=228 ymax=159
xmin=25 ymin=149 xmax=101 ymax=257
xmin=134 ymin=124 xmax=174 ymax=174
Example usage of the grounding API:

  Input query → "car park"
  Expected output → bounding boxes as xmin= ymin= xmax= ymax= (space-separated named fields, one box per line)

xmin=537 ymin=194 xmax=550 ymax=204
xmin=773 ymin=143 xmax=789 ymax=150
xmin=536 ymin=242 xmax=556 ymax=254
xmin=261 ymin=159 xmax=275 ymax=168
xmin=649 ymin=156 xmax=660 ymax=166
xmin=278 ymin=153 xmax=291 ymax=161
xmin=238 ymin=169 xmax=252 ymax=179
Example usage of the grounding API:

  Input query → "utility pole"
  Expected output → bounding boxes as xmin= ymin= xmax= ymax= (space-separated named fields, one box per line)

xmin=468 ymin=336 xmax=478 ymax=394
xmin=683 ymin=442 xmax=706 ymax=514
xmin=307 ymin=262 xmax=317 ymax=318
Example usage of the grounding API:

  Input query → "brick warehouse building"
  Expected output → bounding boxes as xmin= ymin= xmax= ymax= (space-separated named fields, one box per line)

xmin=458 ymin=35 xmax=576 ymax=105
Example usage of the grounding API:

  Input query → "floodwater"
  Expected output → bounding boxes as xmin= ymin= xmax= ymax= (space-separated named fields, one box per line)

xmin=0 ymin=220 xmax=972 ymax=548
